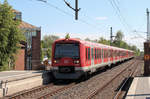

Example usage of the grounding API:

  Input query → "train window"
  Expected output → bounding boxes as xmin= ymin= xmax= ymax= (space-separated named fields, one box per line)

xmin=108 ymin=49 xmax=109 ymax=58
xmin=86 ymin=48 xmax=88 ymax=60
xmin=106 ymin=50 xmax=108 ymax=58
xmin=104 ymin=49 xmax=105 ymax=58
xmin=95 ymin=48 xmax=97 ymax=59
xmin=109 ymin=50 xmax=110 ymax=57
xmin=104 ymin=50 xmax=106 ymax=58
xmin=97 ymin=49 xmax=99 ymax=59
xmin=105 ymin=50 xmax=107 ymax=58
xmin=99 ymin=49 xmax=102 ymax=58
xmin=109 ymin=50 xmax=110 ymax=58
xmin=101 ymin=49 xmax=104 ymax=58
xmin=110 ymin=50 xmax=112 ymax=57
xmin=98 ymin=49 xmax=100 ymax=59
xmin=96 ymin=48 xmax=97 ymax=59
xmin=54 ymin=43 xmax=79 ymax=59
xmin=103 ymin=50 xmax=104 ymax=58
xmin=88 ymin=48 xmax=90 ymax=60
xmin=99 ymin=49 xmax=100 ymax=59
xmin=106 ymin=50 xmax=107 ymax=58
xmin=91 ymin=48 xmax=94 ymax=59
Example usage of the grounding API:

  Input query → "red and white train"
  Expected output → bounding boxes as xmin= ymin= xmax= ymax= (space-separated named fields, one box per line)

xmin=51 ymin=38 xmax=134 ymax=79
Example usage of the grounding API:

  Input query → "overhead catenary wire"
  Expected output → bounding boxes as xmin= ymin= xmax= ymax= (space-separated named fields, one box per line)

xmin=112 ymin=0 xmax=132 ymax=31
xmin=107 ymin=0 xmax=147 ymax=41
xmin=107 ymin=0 xmax=131 ymax=32
xmin=30 ymin=0 xmax=145 ymax=42
xmin=32 ymin=0 xmax=107 ymax=34
xmin=114 ymin=0 xmax=120 ymax=5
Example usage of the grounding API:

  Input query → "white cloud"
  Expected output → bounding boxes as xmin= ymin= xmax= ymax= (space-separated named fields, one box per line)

xmin=95 ymin=17 xmax=108 ymax=21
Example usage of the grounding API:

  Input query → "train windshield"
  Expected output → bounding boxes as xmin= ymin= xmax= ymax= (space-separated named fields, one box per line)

xmin=54 ymin=43 xmax=79 ymax=59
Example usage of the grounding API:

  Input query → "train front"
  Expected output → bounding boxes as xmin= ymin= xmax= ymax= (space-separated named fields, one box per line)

xmin=51 ymin=38 xmax=83 ymax=79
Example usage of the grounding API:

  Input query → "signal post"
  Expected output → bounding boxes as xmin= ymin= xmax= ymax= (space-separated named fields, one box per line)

xmin=144 ymin=8 xmax=150 ymax=76
xmin=144 ymin=42 xmax=150 ymax=76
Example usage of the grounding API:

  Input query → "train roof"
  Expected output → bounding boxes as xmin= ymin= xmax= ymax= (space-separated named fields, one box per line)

xmin=54 ymin=38 xmax=134 ymax=52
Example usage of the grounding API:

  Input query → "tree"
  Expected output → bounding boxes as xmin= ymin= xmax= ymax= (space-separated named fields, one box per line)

xmin=41 ymin=35 xmax=59 ymax=60
xmin=46 ymin=48 xmax=51 ymax=59
xmin=115 ymin=30 xmax=124 ymax=41
xmin=113 ymin=30 xmax=124 ymax=48
xmin=65 ymin=33 xmax=70 ymax=39
xmin=98 ymin=37 xmax=110 ymax=45
xmin=42 ymin=35 xmax=59 ymax=48
xmin=0 ymin=0 xmax=24 ymax=71
xmin=85 ymin=38 xmax=91 ymax=41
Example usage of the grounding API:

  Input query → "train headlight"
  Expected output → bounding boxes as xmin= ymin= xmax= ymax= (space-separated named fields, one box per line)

xmin=74 ymin=60 xmax=80 ymax=64
xmin=54 ymin=60 xmax=59 ymax=63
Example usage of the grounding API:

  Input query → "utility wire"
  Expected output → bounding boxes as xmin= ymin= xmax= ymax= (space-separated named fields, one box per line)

xmin=108 ymin=0 xmax=146 ymax=41
xmin=36 ymin=0 xmax=74 ymax=17
xmin=107 ymin=0 xmax=128 ymax=30
xmin=114 ymin=0 xmax=120 ymax=6
xmin=33 ymin=0 xmax=106 ymax=33
xmin=112 ymin=0 xmax=132 ymax=31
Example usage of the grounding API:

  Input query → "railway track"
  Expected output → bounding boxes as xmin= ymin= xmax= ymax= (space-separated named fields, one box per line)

xmin=37 ymin=83 xmax=75 ymax=99
xmin=113 ymin=59 xmax=143 ymax=99
xmin=4 ymin=58 xmax=142 ymax=99
xmin=5 ymin=81 xmax=76 ymax=99
xmin=86 ymin=59 xmax=140 ymax=99
xmin=47 ymin=59 xmax=139 ymax=99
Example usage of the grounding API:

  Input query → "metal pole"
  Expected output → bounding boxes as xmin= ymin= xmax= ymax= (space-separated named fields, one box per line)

xmin=75 ymin=0 xmax=78 ymax=20
xmin=110 ymin=27 xmax=113 ymax=46
xmin=147 ymin=8 xmax=150 ymax=41
xmin=64 ymin=0 xmax=80 ymax=20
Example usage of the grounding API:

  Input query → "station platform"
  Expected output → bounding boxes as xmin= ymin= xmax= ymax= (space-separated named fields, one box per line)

xmin=126 ymin=77 xmax=150 ymax=99
xmin=0 ymin=70 xmax=52 ymax=97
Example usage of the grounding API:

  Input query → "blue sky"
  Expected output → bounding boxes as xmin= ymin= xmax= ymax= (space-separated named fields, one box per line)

xmin=3 ymin=0 xmax=150 ymax=51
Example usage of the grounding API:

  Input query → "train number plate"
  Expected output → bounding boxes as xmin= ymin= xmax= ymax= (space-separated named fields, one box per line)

xmin=59 ymin=67 xmax=74 ymax=73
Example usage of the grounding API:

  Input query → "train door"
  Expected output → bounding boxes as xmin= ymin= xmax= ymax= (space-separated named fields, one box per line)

xmin=101 ymin=48 xmax=104 ymax=63
xmin=85 ymin=47 xmax=91 ymax=66
xmin=108 ymin=49 xmax=110 ymax=63
xmin=110 ymin=49 xmax=113 ymax=62
xmin=91 ymin=48 xmax=94 ymax=66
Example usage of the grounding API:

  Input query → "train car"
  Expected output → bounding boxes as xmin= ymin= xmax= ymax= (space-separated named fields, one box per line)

xmin=51 ymin=38 xmax=134 ymax=79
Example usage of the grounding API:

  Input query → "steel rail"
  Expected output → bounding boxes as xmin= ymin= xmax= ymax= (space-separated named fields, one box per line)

xmin=7 ymin=84 xmax=54 ymax=99
xmin=113 ymin=61 xmax=140 ymax=99
xmin=38 ymin=83 xmax=75 ymax=99
xmin=86 ymin=60 xmax=137 ymax=99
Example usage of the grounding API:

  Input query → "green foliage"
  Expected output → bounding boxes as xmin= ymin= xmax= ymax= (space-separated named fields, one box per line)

xmin=46 ymin=48 xmax=51 ymax=59
xmin=65 ymin=33 xmax=70 ymax=39
xmin=40 ymin=42 xmax=44 ymax=61
xmin=98 ymin=37 xmax=110 ymax=45
xmin=41 ymin=35 xmax=59 ymax=61
xmin=42 ymin=35 xmax=59 ymax=48
xmin=113 ymin=31 xmax=124 ymax=48
xmin=96 ymin=30 xmax=141 ymax=56
xmin=0 ymin=0 xmax=24 ymax=71
xmin=115 ymin=30 xmax=124 ymax=41
xmin=85 ymin=38 xmax=91 ymax=41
